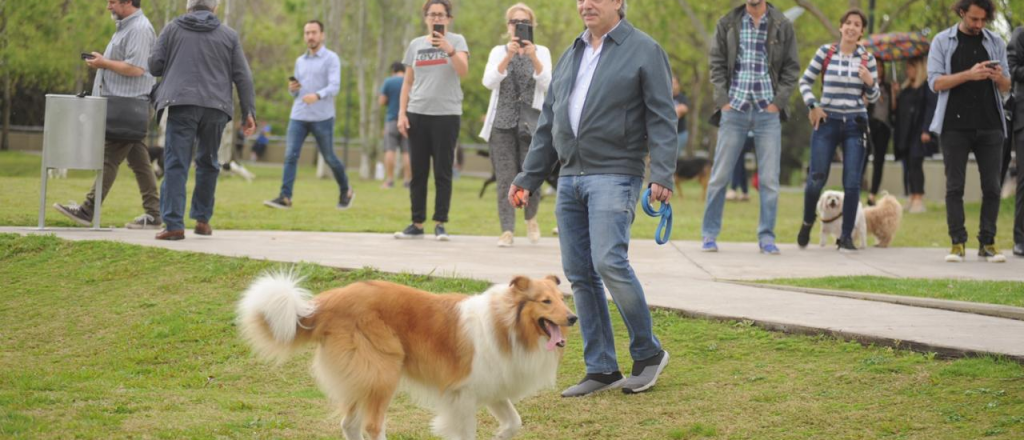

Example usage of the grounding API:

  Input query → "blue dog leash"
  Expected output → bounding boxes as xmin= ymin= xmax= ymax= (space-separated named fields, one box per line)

xmin=641 ymin=188 xmax=672 ymax=245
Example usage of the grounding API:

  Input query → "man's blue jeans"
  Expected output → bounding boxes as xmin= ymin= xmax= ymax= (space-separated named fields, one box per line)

xmin=676 ymin=131 xmax=689 ymax=159
xmin=160 ymin=105 xmax=230 ymax=231
xmin=279 ymin=118 xmax=350 ymax=199
xmin=702 ymin=108 xmax=781 ymax=245
xmin=802 ymin=116 xmax=867 ymax=239
xmin=556 ymin=174 xmax=661 ymax=374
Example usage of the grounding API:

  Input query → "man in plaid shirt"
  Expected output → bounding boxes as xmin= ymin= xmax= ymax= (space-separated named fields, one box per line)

xmin=702 ymin=0 xmax=800 ymax=254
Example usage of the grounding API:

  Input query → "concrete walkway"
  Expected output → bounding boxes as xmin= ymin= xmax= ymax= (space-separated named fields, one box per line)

xmin=4 ymin=226 xmax=1023 ymax=362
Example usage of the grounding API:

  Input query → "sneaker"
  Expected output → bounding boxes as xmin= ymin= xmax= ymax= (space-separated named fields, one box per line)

xmin=125 ymin=213 xmax=162 ymax=230
xmin=701 ymin=237 xmax=718 ymax=252
xmin=337 ymin=189 xmax=355 ymax=210
xmin=979 ymin=244 xmax=1006 ymax=263
xmin=738 ymin=193 xmax=750 ymax=202
xmin=797 ymin=221 xmax=813 ymax=249
xmin=526 ymin=218 xmax=541 ymax=243
xmin=622 ymin=350 xmax=669 ymax=394
xmin=945 ymin=243 xmax=965 ymax=263
xmin=561 ymin=372 xmax=626 ymax=398
xmin=837 ymin=236 xmax=857 ymax=253
xmin=264 ymin=196 xmax=292 ymax=209
xmin=435 ymin=224 xmax=450 ymax=242
xmin=552 ymin=226 xmax=559 ymax=236
xmin=53 ymin=202 xmax=92 ymax=226
xmin=760 ymin=242 xmax=781 ymax=255
xmin=497 ymin=231 xmax=514 ymax=248
xmin=1014 ymin=243 xmax=1024 ymax=257
xmin=394 ymin=224 xmax=424 ymax=240
xmin=725 ymin=189 xmax=737 ymax=201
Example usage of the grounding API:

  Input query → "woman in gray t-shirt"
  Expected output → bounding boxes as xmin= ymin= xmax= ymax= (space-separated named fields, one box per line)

xmin=394 ymin=0 xmax=469 ymax=241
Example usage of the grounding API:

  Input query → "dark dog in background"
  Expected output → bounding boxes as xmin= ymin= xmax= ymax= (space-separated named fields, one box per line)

xmin=674 ymin=157 xmax=711 ymax=201
xmin=476 ymin=149 xmax=560 ymax=198
xmin=148 ymin=146 xmax=165 ymax=179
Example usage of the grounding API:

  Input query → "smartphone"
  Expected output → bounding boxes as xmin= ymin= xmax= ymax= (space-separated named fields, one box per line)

xmin=288 ymin=76 xmax=298 ymax=82
xmin=514 ymin=23 xmax=533 ymax=44
xmin=986 ymin=60 xmax=1001 ymax=68
xmin=81 ymin=52 xmax=96 ymax=60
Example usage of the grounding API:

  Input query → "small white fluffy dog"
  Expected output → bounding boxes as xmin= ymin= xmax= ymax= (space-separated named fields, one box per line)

xmin=817 ymin=190 xmax=867 ymax=248
xmin=817 ymin=190 xmax=903 ymax=248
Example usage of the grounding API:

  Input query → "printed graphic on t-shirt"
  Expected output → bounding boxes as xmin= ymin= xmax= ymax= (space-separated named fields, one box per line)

xmin=415 ymin=48 xmax=449 ymax=67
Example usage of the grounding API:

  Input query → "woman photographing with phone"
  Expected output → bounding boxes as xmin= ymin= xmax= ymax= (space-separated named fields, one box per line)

xmin=796 ymin=9 xmax=880 ymax=252
xmin=395 ymin=0 xmax=469 ymax=241
xmin=479 ymin=3 xmax=551 ymax=248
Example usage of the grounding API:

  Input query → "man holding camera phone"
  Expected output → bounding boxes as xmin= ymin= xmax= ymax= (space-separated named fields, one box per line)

xmin=928 ymin=0 xmax=1011 ymax=262
xmin=54 ymin=0 xmax=162 ymax=230
xmin=265 ymin=20 xmax=353 ymax=210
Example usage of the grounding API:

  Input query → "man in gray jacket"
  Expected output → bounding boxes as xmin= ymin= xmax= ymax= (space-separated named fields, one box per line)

xmin=510 ymin=0 xmax=676 ymax=397
xmin=702 ymin=0 xmax=800 ymax=254
xmin=149 ymin=0 xmax=256 ymax=240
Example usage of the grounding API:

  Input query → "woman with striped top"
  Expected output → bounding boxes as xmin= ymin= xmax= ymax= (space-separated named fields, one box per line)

xmin=796 ymin=9 xmax=880 ymax=252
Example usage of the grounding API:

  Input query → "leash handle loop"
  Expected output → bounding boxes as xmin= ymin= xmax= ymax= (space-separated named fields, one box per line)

xmin=641 ymin=188 xmax=672 ymax=245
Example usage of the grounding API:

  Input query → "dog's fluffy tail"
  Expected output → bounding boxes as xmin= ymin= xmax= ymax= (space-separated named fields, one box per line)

xmin=237 ymin=270 xmax=317 ymax=364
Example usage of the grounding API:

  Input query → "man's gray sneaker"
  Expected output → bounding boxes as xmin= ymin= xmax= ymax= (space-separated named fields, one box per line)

xmin=53 ymin=202 xmax=92 ymax=226
xmin=622 ymin=350 xmax=669 ymax=394
xmin=560 ymin=372 xmax=626 ymax=398
xmin=263 ymin=196 xmax=292 ymax=209
xmin=394 ymin=224 xmax=424 ymax=239
xmin=125 ymin=213 xmax=162 ymax=230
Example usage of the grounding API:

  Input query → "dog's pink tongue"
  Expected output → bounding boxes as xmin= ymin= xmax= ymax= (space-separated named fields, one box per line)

xmin=545 ymin=322 xmax=564 ymax=351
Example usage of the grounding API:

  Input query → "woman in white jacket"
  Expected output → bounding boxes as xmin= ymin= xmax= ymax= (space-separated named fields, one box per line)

xmin=479 ymin=2 xmax=552 ymax=248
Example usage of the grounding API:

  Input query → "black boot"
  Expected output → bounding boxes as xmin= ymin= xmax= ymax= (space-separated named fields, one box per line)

xmin=837 ymin=236 xmax=857 ymax=252
xmin=797 ymin=221 xmax=813 ymax=249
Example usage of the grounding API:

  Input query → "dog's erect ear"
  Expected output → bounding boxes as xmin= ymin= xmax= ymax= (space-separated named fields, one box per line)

xmin=544 ymin=275 xmax=561 ymax=286
xmin=509 ymin=276 xmax=531 ymax=291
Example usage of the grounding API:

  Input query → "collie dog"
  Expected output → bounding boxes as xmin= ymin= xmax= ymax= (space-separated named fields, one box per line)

xmin=237 ymin=272 xmax=577 ymax=440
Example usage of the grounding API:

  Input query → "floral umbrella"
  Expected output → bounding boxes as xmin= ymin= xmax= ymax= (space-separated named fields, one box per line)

xmin=861 ymin=32 xmax=930 ymax=62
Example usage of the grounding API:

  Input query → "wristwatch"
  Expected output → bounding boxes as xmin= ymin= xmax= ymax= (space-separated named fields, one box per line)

xmin=808 ymin=102 xmax=818 ymax=110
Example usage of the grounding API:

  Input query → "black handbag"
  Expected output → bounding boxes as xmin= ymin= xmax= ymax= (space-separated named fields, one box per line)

xmin=105 ymin=96 xmax=151 ymax=141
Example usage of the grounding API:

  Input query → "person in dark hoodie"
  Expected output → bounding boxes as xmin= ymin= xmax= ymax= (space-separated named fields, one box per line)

xmin=149 ymin=0 xmax=256 ymax=241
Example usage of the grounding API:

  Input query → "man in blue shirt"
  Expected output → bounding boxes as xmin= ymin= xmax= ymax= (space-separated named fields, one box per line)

xmin=379 ymin=62 xmax=410 ymax=189
xmin=265 ymin=20 xmax=354 ymax=210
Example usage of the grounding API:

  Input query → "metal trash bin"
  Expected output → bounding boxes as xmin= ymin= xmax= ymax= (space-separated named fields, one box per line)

xmin=38 ymin=94 xmax=107 ymax=229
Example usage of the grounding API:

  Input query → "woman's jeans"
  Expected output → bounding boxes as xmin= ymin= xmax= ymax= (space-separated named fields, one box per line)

xmin=802 ymin=116 xmax=867 ymax=239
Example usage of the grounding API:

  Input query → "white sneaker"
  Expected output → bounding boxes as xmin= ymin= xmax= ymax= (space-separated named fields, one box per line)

xmin=526 ymin=219 xmax=541 ymax=243
xmin=497 ymin=231 xmax=514 ymax=248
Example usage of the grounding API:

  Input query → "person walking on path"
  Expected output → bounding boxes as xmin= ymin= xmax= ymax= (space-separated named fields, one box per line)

xmin=394 ymin=0 xmax=469 ymax=241
xmin=701 ymin=0 xmax=801 ymax=254
xmin=927 ymin=0 xmax=1010 ymax=263
xmin=53 ymin=0 xmax=162 ymax=230
xmin=510 ymin=0 xmax=676 ymax=397
xmin=1008 ymin=25 xmax=1024 ymax=257
xmin=796 ymin=9 xmax=880 ymax=252
xmin=379 ymin=62 xmax=411 ymax=189
xmin=149 ymin=0 xmax=256 ymax=240
xmin=480 ymin=2 xmax=552 ymax=248
xmin=264 ymin=20 xmax=353 ymax=210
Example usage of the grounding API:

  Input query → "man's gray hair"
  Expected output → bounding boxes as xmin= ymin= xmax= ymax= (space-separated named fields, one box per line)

xmin=618 ymin=0 xmax=627 ymax=18
xmin=187 ymin=0 xmax=218 ymax=12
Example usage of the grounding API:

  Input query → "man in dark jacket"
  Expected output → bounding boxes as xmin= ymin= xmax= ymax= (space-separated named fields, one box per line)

xmin=510 ymin=0 xmax=676 ymax=397
xmin=1009 ymin=26 xmax=1024 ymax=257
xmin=149 ymin=0 xmax=256 ymax=240
xmin=703 ymin=0 xmax=800 ymax=255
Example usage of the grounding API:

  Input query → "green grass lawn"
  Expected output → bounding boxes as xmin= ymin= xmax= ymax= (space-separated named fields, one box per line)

xmin=760 ymin=276 xmax=1024 ymax=308
xmin=2 ymin=234 xmax=1023 ymax=439
xmin=1 ymin=150 xmax=1016 ymax=249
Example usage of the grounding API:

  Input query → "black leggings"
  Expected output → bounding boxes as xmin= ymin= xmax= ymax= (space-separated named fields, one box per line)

xmin=868 ymin=119 xmax=891 ymax=195
xmin=903 ymin=156 xmax=925 ymax=194
xmin=407 ymin=113 xmax=460 ymax=224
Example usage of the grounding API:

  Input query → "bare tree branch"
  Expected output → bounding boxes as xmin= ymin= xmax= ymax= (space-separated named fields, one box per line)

xmin=879 ymin=0 xmax=923 ymax=33
xmin=676 ymin=0 xmax=711 ymax=51
xmin=795 ymin=0 xmax=840 ymax=39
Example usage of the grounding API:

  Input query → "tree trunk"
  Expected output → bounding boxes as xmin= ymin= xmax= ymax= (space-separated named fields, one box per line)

xmin=2 ymin=77 xmax=12 ymax=152
xmin=1 ymin=0 xmax=8 ymax=151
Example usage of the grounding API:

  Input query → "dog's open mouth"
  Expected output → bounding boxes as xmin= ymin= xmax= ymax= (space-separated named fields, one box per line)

xmin=538 ymin=318 xmax=566 ymax=351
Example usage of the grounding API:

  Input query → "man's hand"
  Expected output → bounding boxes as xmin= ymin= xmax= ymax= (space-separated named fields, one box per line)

xmin=397 ymin=112 xmax=410 ymax=138
xmin=85 ymin=52 xmax=105 ymax=70
xmin=921 ymin=132 xmax=932 ymax=144
xmin=722 ymin=103 xmax=733 ymax=112
xmin=242 ymin=115 xmax=257 ymax=137
xmin=965 ymin=62 xmax=994 ymax=81
xmin=302 ymin=93 xmax=319 ymax=105
xmin=288 ymin=80 xmax=301 ymax=93
xmin=765 ymin=104 xmax=780 ymax=113
xmin=988 ymin=64 xmax=1005 ymax=81
xmin=508 ymin=184 xmax=530 ymax=208
xmin=649 ymin=183 xmax=672 ymax=203
xmin=809 ymin=107 xmax=828 ymax=130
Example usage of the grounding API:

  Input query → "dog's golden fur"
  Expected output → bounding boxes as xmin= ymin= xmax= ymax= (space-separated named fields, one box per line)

xmin=238 ymin=273 xmax=575 ymax=440
xmin=864 ymin=194 xmax=902 ymax=248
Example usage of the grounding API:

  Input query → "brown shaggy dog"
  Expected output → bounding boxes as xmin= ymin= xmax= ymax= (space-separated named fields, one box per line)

xmin=238 ymin=273 xmax=576 ymax=440
xmin=864 ymin=193 xmax=902 ymax=247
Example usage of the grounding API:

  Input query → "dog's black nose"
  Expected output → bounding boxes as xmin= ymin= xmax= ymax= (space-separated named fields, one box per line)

xmin=568 ymin=314 xmax=578 ymax=326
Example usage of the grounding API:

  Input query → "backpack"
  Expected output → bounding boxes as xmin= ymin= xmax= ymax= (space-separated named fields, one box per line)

xmin=820 ymin=44 xmax=870 ymax=83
